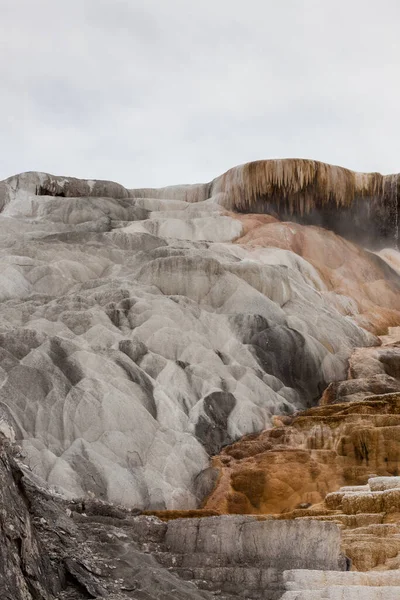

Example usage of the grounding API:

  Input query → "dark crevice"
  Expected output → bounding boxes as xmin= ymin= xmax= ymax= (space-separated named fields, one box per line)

xmin=35 ymin=185 xmax=66 ymax=197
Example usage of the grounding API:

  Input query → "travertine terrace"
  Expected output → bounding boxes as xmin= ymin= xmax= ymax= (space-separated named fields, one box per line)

xmin=203 ymin=329 xmax=400 ymax=573
xmin=0 ymin=159 xmax=399 ymax=598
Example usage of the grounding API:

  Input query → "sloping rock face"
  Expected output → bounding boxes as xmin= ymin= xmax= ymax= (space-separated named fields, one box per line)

xmin=0 ymin=159 xmax=399 ymax=600
xmin=204 ymin=330 xmax=400 ymax=515
xmin=203 ymin=329 xmax=400 ymax=572
xmin=0 ymin=432 xmax=214 ymax=600
xmin=0 ymin=430 xmax=345 ymax=600
xmin=233 ymin=220 xmax=400 ymax=334
xmin=1 ymin=161 xmax=399 ymax=509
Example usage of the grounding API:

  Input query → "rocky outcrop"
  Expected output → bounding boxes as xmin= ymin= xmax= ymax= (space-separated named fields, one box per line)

xmin=159 ymin=516 xmax=345 ymax=599
xmin=0 ymin=159 xmax=399 ymax=596
xmin=198 ymin=329 xmax=400 ymax=572
xmin=0 ymin=164 xmax=397 ymax=508
xmin=203 ymin=386 xmax=400 ymax=515
xmin=0 ymin=429 xmax=222 ymax=599
xmin=233 ymin=220 xmax=400 ymax=334
xmin=280 ymin=569 xmax=400 ymax=599
xmin=322 ymin=477 xmax=400 ymax=571
xmin=204 ymin=331 xmax=400 ymax=515
xmin=132 ymin=159 xmax=400 ymax=248
xmin=0 ymin=427 xmax=346 ymax=600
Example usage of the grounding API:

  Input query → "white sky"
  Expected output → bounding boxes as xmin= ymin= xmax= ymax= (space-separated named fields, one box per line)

xmin=1 ymin=0 xmax=399 ymax=187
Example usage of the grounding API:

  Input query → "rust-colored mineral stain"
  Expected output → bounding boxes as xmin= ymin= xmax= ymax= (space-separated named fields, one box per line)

xmin=197 ymin=330 xmax=400 ymax=571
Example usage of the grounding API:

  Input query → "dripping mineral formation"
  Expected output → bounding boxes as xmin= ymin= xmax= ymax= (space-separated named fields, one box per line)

xmin=0 ymin=159 xmax=399 ymax=599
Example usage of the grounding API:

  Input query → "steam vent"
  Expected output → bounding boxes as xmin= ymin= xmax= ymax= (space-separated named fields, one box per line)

xmin=0 ymin=158 xmax=400 ymax=599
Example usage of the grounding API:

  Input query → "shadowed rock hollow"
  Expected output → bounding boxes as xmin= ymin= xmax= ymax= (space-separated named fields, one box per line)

xmin=0 ymin=159 xmax=398 ymax=514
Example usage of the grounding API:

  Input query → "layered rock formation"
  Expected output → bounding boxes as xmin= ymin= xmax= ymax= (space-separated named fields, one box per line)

xmin=1 ymin=161 xmax=398 ymax=509
xmin=0 ymin=428 xmax=346 ymax=600
xmin=201 ymin=329 xmax=400 ymax=573
xmin=133 ymin=159 xmax=400 ymax=248
xmin=280 ymin=569 xmax=400 ymax=599
xmin=0 ymin=158 xmax=399 ymax=598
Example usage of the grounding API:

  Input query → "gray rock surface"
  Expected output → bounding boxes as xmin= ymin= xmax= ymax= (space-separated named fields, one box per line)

xmin=0 ymin=431 xmax=345 ymax=600
xmin=165 ymin=517 xmax=343 ymax=571
xmin=281 ymin=569 xmax=400 ymax=599
xmin=0 ymin=436 xmax=214 ymax=599
xmin=0 ymin=170 xmax=381 ymax=508
xmin=280 ymin=588 xmax=400 ymax=599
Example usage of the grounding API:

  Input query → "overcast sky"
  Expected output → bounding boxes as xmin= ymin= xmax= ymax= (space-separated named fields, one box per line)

xmin=1 ymin=0 xmax=399 ymax=188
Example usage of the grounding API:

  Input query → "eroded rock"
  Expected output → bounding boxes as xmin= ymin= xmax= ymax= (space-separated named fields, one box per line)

xmin=0 ymin=433 xmax=347 ymax=599
xmin=0 ymin=166 xmax=394 ymax=508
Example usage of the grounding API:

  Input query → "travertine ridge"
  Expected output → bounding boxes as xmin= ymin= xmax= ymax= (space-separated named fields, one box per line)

xmin=0 ymin=159 xmax=399 ymax=598
xmin=1 ymin=161 xmax=398 ymax=508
